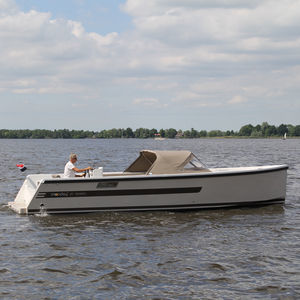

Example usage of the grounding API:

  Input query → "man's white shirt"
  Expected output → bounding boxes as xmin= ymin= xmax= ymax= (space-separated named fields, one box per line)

xmin=64 ymin=161 xmax=76 ymax=178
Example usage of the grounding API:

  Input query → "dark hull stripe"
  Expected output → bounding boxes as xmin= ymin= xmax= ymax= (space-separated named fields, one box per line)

xmin=28 ymin=198 xmax=285 ymax=214
xmin=36 ymin=187 xmax=202 ymax=198
xmin=43 ymin=165 xmax=288 ymax=184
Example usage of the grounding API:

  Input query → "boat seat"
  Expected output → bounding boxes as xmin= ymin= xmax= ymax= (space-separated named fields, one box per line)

xmin=52 ymin=174 xmax=61 ymax=178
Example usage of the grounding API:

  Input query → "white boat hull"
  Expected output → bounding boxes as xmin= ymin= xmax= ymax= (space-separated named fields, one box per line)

xmin=8 ymin=165 xmax=288 ymax=215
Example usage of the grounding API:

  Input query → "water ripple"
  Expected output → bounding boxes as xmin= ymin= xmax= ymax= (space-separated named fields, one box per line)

xmin=0 ymin=138 xmax=299 ymax=299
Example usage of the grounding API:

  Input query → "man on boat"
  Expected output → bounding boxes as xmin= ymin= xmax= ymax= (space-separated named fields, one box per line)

xmin=64 ymin=153 xmax=93 ymax=178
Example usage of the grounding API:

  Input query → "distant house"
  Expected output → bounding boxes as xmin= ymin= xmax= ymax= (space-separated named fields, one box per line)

xmin=175 ymin=131 xmax=183 ymax=139
xmin=154 ymin=133 xmax=166 ymax=140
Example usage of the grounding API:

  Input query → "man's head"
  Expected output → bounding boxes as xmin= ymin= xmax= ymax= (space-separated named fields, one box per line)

xmin=70 ymin=153 xmax=78 ymax=164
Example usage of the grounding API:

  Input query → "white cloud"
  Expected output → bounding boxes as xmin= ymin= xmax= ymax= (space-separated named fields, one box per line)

xmin=133 ymin=97 xmax=168 ymax=108
xmin=228 ymin=95 xmax=247 ymax=105
xmin=0 ymin=0 xmax=17 ymax=15
xmin=1 ymin=0 xmax=300 ymax=88
xmin=133 ymin=97 xmax=158 ymax=105
xmin=0 ymin=0 xmax=300 ymax=129
xmin=71 ymin=102 xmax=87 ymax=108
xmin=0 ymin=0 xmax=123 ymax=96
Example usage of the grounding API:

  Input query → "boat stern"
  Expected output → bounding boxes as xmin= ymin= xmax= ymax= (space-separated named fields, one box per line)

xmin=8 ymin=174 xmax=49 ymax=215
xmin=8 ymin=201 xmax=28 ymax=215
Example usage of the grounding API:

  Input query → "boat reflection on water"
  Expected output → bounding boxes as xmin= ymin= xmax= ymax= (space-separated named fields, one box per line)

xmin=29 ymin=204 xmax=285 ymax=226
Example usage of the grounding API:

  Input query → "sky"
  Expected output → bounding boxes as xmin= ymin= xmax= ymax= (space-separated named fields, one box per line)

xmin=0 ymin=0 xmax=299 ymax=131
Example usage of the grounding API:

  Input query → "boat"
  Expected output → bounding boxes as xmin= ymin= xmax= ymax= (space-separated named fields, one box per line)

xmin=154 ymin=133 xmax=166 ymax=140
xmin=8 ymin=150 xmax=288 ymax=215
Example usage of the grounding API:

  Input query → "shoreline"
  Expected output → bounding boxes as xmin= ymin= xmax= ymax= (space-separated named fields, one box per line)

xmin=1 ymin=123 xmax=299 ymax=139
xmin=0 ymin=136 xmax=299 ymax=140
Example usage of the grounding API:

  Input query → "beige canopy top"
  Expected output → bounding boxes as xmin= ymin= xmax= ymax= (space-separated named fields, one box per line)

xmin=124 ymin=150 xmax=208 ymax=175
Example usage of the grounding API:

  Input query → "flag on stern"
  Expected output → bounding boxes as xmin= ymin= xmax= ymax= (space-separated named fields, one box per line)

xmin=16 ymin=164 xmax=27 ymax=172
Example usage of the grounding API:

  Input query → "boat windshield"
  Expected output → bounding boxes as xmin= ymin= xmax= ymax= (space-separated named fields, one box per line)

xmin=184 ymin=155 xmax=207 ymax=170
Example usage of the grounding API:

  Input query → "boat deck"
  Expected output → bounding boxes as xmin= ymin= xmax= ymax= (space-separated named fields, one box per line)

xmin=21 ymin=165 xmax=286 ymax=185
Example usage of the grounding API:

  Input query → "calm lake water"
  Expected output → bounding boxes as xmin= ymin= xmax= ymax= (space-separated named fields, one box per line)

xmin=0 ymin=138 xmax=299 ymax=299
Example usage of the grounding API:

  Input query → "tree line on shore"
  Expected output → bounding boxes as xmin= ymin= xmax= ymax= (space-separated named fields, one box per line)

xmin=0 ymin=122 xmax=299 ymax=139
